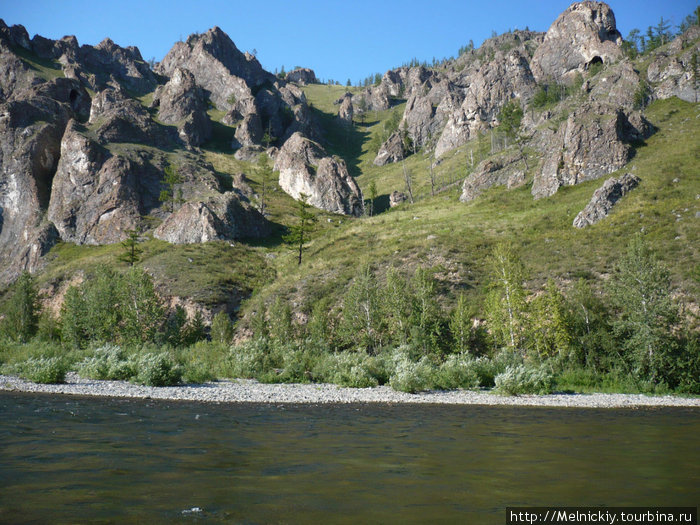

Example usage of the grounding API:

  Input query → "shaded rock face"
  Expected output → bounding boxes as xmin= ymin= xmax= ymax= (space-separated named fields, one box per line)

xmin=531 ymin=1 xmax=622 ymax=83
xmin=153 ymin=192 xmax=269 ymax=244
xmin=573 ymin=173 xmax=640 ymax=227
xmin=373 ymin=131 xmax=405 ymax=166
xmin=89 ymin=87 xmax=169 ymax=147
xmin=460 ymin=152 xmax=526 ymax=202
xmin=338 ymin=93 xmax=354 ymax=122
xmin=436 ymin=50 xmax=537 ymax=158
xmin=389 ymin=191 xmax=407 ymax=207
xmin=532 ymin=104 xmax=644 ymax=199
xmin=47 ymin=120 xmax=161 ymax=245
xmin=152 ymin=67 xmax=211 ymax=147
xmin=286 ymin=68 xmax=317 ymax=85
xmin=77 ymin=38 xmax=157 ymax=94
xmin=647 ymin=27 xmax=700 ymax=103
xmin=156 ymin=27 xmax=272 ymax=112
xmin=0 ymin=56 xmax=90 ymax=281
xmin=275 ymin=132 xmax=363 ymax=216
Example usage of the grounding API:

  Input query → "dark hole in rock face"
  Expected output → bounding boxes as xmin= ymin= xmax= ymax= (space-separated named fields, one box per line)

xmin=69 ymin=89 xmax=79 ymax=109
xmin=587 ymin=56 xmax=603 ymax=69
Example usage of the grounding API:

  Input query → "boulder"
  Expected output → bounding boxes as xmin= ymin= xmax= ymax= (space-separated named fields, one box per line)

xmin=573 ymin=173 xmax=640 ymax=227
xmin=275 ymin=132 xmax=363 ymax=216
xmin=460 ymin=152 xmax=527 ymax=202
xmin=233 ymin=113 xmax=263 ymax=148
xmin=389 ymin=191 xmax=407 ymax=207
xmin=153 ymin=191 xmax=269 ymax=244
xmin=531 ymin=1 xmax=623 ymax=84
xmin=152 ymin=67 xmax=211 ymax=147
xmin=373 ymin=131 xmax=405 ymax=166
xmin=286 ymin=67 xmax=317 ymax=85
xmin=338 ymin=93 xmax=354 ymax=122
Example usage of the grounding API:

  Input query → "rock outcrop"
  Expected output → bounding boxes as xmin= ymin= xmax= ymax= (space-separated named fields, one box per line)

xmin=157 ymin=27 xmax=272 ymax=111
xmin=460 ymin=152 xmax=527 ymax=202
xmin=153 ymin=192 xmax=269 ymax=243
xmin=573 ymin=173 xmax=640 ymax=227
xmin=389 ymin=191 xmax=407 ymax=207
xmin=275 ymin=132 xmax=363 ymax=216
xmin=532 ymin=103 xmax=647 ymax=199
xmin=647 ymin=26 xmax=700 ymax=103
xmin=47 ymin=120 xmax=161 ymax=245
xmin=286 ymin=67 xmax=317 ymax=85
xmin=152 ymin=67 xmax=212 ymax=147
xmin=338 ymin=93 xmax=354 ymax=123
xmin=531 ymin=1 xmax=622 ymax=83
xmin=373 ymin=132 xmax=405 ymax=166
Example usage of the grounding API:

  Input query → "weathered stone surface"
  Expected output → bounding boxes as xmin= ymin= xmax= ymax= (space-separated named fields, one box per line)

xmin=460 ymin=152 xmax=526 ymax=202
xmin=374 ymin=131 xmax=405 ymax=166
xmin=436 ymin=50 xmax=536 ymax=158
xmin=286 ymin=67 xmax=317 ymax=85
xmin=275 ymin=132 xmax=363 ymax=216
xmin=234 ymin=145 xmax=265 ymax=162
xmin=157 ymin=27 xmax=272 ymax=111
xmin=532 ymin=104 xmax=634 ymax=199
xmin=47 ymin=120 xmax=161 ymax=245
xmin=89 ymin=87 xmax=168 ymax=146
xmin=233 ymin=113 xmax=263 ymax=148
xmin=77 ymin=38 xmax=156 ymax=94
xmin=589 ymin=61 xmax=642 ymax=109
xmin=338 ymin=93 xmax=354 ymax=122
xmin=152 ymin=67 xmax=211 ymax=147
xmin=389 ymin=191 xmax=407 ymax=207
xmin=531 ymin=1 xmax=622 ymax=84
xmin=647 ymin=27 xmax=700 ymax=103
xmin=573 ymin=173 xmax=640 ymax=227
xmin=0 ymin=76 xmax=89 ymax=282
xmin=153 ymin=191 xmax=269 ymax=243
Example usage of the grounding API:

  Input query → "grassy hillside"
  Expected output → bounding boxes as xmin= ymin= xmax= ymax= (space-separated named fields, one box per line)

xmin=239 ymin=93 xmax=699 ymax=322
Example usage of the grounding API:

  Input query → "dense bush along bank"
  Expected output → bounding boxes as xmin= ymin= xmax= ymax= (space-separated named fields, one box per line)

xmin=0 ymin=236 xmax=697 ymax=394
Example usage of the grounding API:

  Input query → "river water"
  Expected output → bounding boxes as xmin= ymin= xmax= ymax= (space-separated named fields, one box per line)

xmin=1 ymin=392 xmax=698 ymax=523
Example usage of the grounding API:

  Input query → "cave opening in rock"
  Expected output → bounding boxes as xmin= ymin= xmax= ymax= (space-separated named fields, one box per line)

xmin=586 ymin=56 xmax=603 ymax=70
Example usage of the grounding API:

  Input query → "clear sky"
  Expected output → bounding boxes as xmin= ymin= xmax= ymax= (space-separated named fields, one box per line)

xmin=2 ymin=0 xmax=697 ymax=83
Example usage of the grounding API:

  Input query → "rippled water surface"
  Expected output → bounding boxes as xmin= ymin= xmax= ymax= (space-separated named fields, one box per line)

xmin=1 ymin=392 xmax=698 ymax=523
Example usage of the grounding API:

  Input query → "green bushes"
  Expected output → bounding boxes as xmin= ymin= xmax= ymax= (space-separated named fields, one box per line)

xmin=76 ymin=344 xmax=133 ymax=380
xmin=6 ymin=357 xmax=68 ymax=384
xmin=494 ymin=365 xmax=554 ymax=395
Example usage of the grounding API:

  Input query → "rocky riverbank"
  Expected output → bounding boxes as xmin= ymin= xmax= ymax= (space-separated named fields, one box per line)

xmin=1 ymin=373 xmax=698 ymax=407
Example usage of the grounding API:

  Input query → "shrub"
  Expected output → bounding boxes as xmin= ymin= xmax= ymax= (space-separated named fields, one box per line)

xmin=226 ymin=338 xmax=281 ymax=379
xmin=77 ymin=344 xmax=133 ymax=380
xmin=130 ymin=352 xmax=182 ymax=386
xmin=7 ymin=357 xmax=68 ymax=384
xmin=435 ymin=353 xmax=481 ymax=390
xmin=320 ymin=352 xmax=380 ymax=388
xmin=388 ymin=347 xmax=435 ymax=393
xmin=494 ymin=365 xmax=553 ymax=395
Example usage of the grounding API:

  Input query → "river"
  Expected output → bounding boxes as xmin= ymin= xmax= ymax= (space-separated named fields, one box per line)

xmin=1 ymin=392 xmax=698 ymax=523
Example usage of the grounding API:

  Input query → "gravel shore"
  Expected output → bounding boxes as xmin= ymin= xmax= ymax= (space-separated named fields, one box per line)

xmin=2 ymin=373 xmax=699 ymax=407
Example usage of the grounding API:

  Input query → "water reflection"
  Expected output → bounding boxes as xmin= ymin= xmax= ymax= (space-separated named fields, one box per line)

xmin=1 ymin=392 xmax=698 ymax=523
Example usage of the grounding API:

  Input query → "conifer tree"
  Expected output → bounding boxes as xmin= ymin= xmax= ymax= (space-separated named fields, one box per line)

xmin=283 ymin=193 xmax=317 ymax=265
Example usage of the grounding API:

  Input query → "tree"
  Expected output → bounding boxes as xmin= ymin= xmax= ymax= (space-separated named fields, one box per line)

xmin=401 ymin=160 xmax=414 ymax=204
xmin=497 ymin=100 xmax=523 ymax=149
xmin=409 ymin=267 xmax=443 ymax=354
xmin=118 ymin=230 xmax=143 ymax=267
xmin=527 ymin=280 xmax=572 ymax=359
xmin=382 ymin=268 xmax=412 ymax=345
xmin=283 ymin=193 xmax=317 ymax=265
xmin=607 ymin=235 xmax=678 ymax=383
xmin=0 ymin=272 xmax=39 ymax=342
xmin=159 ymin=164 xmax=184 ymax=213
xmin=341 ymin=264 xmax=383 ymax=352
xmin=366 ymin=181 xmax=377 ymax=217
xmin=484 ymin=242 xmax=528 ymax=351
xmin=256 ymin=153 xmax=273 ymax=216
xmin=450 ymin=292 xmax=474 ymax=354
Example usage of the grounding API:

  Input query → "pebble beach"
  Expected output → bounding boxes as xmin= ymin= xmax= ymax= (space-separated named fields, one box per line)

xmin=2 ymin=372 xmax=699 ymax=407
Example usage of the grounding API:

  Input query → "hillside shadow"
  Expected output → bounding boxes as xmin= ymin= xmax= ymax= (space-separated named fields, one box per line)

xmin=308 ymin=105 xmax=369 ymax=179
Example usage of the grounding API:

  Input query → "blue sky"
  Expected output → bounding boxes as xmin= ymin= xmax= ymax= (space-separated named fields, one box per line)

xmin=2 ymin=1 xmax=697 ymax=83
